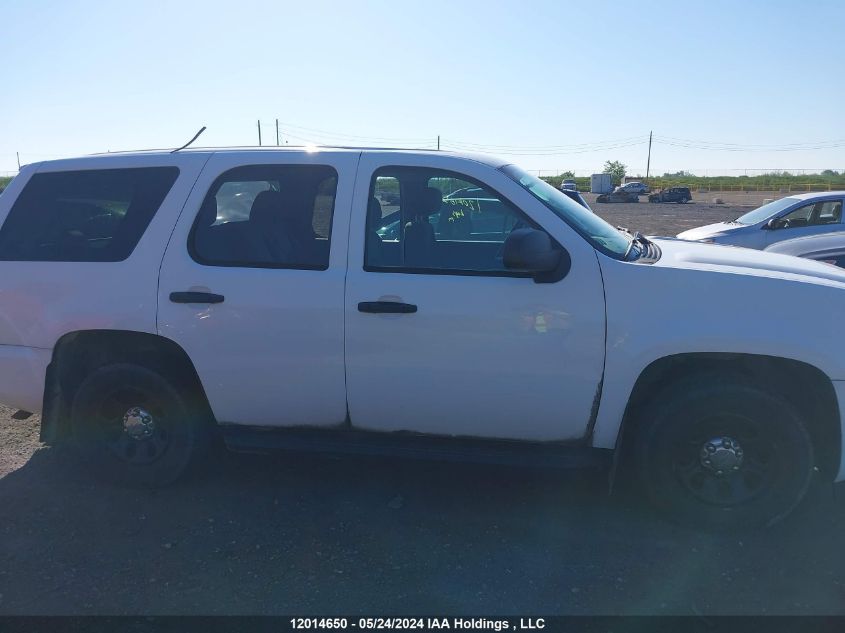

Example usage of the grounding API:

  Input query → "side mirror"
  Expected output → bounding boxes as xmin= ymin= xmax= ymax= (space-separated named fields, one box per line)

xmin=503 ymin=228 xmax=570 ymax=283
xmin=765 ymin=218 xmax=782 ymax=230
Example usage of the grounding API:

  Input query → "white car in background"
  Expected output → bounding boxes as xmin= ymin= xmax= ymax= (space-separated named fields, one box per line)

xmin=677 ymin=192 xmax=845 ymax=248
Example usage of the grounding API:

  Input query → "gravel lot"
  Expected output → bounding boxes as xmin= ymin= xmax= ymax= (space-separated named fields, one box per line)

xmin=2 ymin=198 xmax=845 ymax=616
xmin=582 ymin=192 xmax=750 ymax=237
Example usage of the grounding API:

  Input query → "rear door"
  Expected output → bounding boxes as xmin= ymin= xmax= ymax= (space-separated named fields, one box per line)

xmin=344 ymin=153 xmax=607 ymax=441
xmin=157 ymin=150 xmax=359 ymax=427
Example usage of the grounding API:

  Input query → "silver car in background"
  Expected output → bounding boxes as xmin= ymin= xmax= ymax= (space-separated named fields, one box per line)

xmin=765 ymin=231 xmax=845 ymax=268
xmin=676 ymin=191 xmax=845 ymax=249
xmin=618 ymin=181 xmax=650 ymax=195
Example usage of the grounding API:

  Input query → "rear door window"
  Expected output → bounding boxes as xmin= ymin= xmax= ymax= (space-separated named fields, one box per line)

xmin=190 ymin=164 xmax=338 ymax=270
xmin=0 ymin=167 xmax=179 ymax=262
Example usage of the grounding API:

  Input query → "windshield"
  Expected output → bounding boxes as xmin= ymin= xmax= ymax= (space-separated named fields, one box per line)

xmin=734 ymin=196 xmax=799 ymax=225
xmin=501 ymin=165 xmax=631 ymax=257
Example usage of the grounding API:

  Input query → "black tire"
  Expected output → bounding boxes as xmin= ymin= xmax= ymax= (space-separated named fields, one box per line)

xmin=630 ymin=377 xmax=814 ymax=530
xmin=70 ymin=363 xmax=210 ymax=487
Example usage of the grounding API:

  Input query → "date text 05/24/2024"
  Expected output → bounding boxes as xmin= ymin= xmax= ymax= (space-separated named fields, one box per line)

xmin=290 ymin=617 xmax=546 ymax=631
xmin=289 ymin=618 xmax=546 ymax=630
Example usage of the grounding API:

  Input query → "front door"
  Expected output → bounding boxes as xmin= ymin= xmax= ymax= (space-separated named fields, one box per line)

xmin=157 ymin=151 xmax=358 ymax=427
xmin=344 ymin=154 xmax=607 ymax=441
xmin=766 ymin=198 xmax=844 ymax=246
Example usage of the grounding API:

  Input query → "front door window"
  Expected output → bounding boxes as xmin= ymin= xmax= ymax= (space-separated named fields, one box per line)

xmin=366 ymin=167 xmax=544 ymax=274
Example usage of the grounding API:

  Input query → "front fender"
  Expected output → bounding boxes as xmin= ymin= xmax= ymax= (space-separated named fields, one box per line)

xmin=591 ymin=254 xmax=845 ymax=450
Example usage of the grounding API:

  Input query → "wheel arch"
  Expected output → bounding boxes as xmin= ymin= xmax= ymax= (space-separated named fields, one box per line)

xmin=40 ymin=329 xmax=215 ymax=444
xmin=613 ymin=352 xmax=841 ymax=480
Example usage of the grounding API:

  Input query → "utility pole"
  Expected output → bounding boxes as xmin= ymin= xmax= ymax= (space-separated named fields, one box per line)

xmin=276 ymin=119 xmax=280 ymax=146
xmin=645 ymin=130 xmax=652 ymax=181
xmin=257 ymin=120 xmax=262 ymax=146
xmin=437 ymin=135 xmax=440 ymax=150
xmin=16 ymin=152 xmax=20 ymax=170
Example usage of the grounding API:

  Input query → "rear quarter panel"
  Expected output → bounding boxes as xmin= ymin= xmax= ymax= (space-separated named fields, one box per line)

xmin=0 ymin=153 xmax=211 ymax=350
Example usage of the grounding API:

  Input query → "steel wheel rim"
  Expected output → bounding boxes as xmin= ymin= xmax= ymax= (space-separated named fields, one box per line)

xmin=90 ymin=385 xmax=173 ymax=465
xmin=670 ymin=414 xmax=779 ymax=507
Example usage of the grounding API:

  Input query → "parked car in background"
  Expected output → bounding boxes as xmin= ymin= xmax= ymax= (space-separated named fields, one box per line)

xmin=649 ymin=187 xmax=692 ymax=203
xmin=596 ymin=189 xmax=639 ymax=203
xmin=676 ymin=192 xmax=845 ymax=249
xmin=619 ymin=181 xmax=650 ymax=195
xmin=765 ymin=231 xmax=845 ymax=268
xmin=560 ymin=179 xmax=577 ymax=192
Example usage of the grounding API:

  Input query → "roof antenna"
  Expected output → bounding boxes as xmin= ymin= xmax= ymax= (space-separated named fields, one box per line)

xmin=171 ymin=126 xmax=207 ymax=153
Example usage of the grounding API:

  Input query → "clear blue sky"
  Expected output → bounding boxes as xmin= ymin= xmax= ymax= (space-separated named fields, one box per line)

xmin=2 ymin=0 xmax=843 ymax=176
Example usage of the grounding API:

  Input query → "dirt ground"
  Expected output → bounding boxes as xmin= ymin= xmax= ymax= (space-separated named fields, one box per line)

xmin=3 ymin=198 xmax=845 ymax=616
xmin=582 ymin=192 xmax=753 ymax=237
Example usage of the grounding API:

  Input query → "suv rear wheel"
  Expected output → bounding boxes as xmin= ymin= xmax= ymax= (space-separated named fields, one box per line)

xmin=631 ymin=377 xmax=815 ymax=529
xmin=70 ymin=363 xmax=210 ymax=487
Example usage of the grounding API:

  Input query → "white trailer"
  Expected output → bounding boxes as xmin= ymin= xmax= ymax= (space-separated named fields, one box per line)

xmin=590 ymin=173 xmax=613 ymax=194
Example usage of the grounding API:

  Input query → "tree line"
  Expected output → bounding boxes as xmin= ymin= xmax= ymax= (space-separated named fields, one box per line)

xmin=544 ymin=161 xmax=845 ymax=191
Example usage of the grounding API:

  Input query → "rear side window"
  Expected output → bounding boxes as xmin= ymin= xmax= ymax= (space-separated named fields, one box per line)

xmin=0 ymin=167 xmax=179 ymax=262
xmin=190 ymin=164 xmax=338 ymax=270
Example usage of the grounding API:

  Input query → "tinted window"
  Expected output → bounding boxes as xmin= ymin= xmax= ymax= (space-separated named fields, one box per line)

xmin=778 ymin=200 xmax=842 ymax=228
xmin=817 ymin=201 xmax=842 ymax=224
xmin=191 ymin=164 xmax=337 ymax=269
xmin=0 ymin=167 xmax=178 ymax=262
xmin=366 ymin=167 xmax=540 ymax=273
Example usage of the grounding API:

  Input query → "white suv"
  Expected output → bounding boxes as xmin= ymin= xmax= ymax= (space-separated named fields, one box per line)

xmin=2 ymin=147 xmax=844 ymax=529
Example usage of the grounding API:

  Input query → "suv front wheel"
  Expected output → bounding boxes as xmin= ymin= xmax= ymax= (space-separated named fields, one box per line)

xmin=70 ymin=363 xmax=210 ymax=487
xmin=630 ymin=377 xmax=815 ymax=529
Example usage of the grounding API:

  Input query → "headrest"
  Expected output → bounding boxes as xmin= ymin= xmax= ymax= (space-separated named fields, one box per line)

xmin=198 ymin=196 xmax=218 ymax=224
xmin=368 ymin=197 xmax=383 ymax=225
xmin=405 ymin=185 xmax=443 ymax=218
xmin=421 ymin=186 xmax=443 ymax=213
xmin=249 ymin=190 xmax=285 ymax=224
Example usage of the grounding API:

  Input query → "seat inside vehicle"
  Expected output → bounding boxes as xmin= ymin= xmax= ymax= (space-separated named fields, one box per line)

xmin=194 ymin=177 xmax=330 ymax=268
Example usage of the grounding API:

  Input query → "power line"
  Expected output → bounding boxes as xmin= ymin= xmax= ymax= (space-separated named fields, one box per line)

xmin=270 ymin=122 xmax=845 ymax=155
xmin=438 ymin=135 xmax=648 ymax=151
xmin=441 ymin=139 xmax=649 ymax=156
xmin=275 ymin=121 xmax=434 ymax=144
xmin=653 ymin=135 xmax=845 ymax=151
xmin=278 ymin=129 xmax=438 ymax=149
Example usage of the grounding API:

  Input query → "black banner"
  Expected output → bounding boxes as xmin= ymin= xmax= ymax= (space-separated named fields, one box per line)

xmin=0 ymin=617 xmax=843 ymax=633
